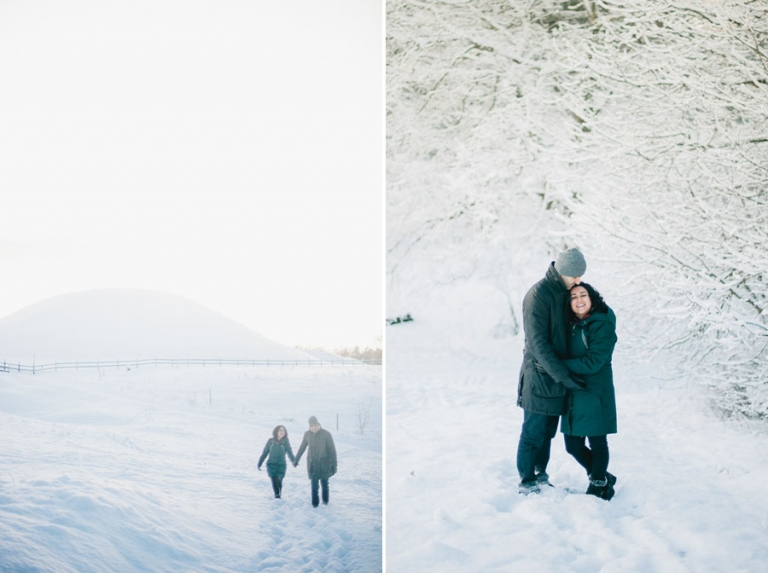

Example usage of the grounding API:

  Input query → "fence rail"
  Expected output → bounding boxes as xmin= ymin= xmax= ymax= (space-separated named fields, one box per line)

xmin=0 ymin=357 xmax=381 ymax=374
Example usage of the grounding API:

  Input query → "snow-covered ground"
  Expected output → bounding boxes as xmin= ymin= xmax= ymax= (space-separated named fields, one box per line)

xmin=386 ymin=286 xmax=768 ymax=572
xmin=1 ymin=365 xmax=382 ymax=572
xmin=0 ymin=290 xmax=381 ymax=572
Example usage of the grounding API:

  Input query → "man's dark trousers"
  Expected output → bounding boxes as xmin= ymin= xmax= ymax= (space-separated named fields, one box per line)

xmin=517 ymin=410 xmax=559 ymax=481
xmin=311 ymin=478 xmax=329 ymax=507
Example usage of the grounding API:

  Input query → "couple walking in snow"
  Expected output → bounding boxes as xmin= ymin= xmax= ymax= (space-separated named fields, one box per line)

xmin=257 ymin=416 xmax=338 ymax=507
xmin=516 ymin=248 xmax=618 ymax=500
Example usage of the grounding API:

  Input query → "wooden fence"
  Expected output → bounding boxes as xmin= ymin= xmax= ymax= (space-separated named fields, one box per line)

xmin=0 ymin=357 xmax=381 ymax=374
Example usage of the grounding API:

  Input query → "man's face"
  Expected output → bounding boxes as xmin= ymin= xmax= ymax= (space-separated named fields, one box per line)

xmin=561 ymin=275 xmax=581 ymax=289
xmin=310 ymin=424 xmax=321 ymax=434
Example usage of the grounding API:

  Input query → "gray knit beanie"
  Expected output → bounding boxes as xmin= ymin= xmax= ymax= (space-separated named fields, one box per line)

xmin=308 ymin=416 xmax=320 ymax=426
xmin=554 ymin=248 xmax=587 ymax=277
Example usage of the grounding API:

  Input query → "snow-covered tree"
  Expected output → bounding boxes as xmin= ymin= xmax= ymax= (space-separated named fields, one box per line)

xmin=387 ymin=0 xmax=768 ymax=417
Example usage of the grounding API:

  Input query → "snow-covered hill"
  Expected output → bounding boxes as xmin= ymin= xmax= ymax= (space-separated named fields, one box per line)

xmin=0 ymin=289 xmax=317 ymax=364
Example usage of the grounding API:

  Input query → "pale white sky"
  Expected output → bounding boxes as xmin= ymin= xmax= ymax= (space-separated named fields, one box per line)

xmin=0 ymin=0 xmax=383 ymax=350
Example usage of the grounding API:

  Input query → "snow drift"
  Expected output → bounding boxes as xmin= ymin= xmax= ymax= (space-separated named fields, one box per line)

xmin=0 ymin=289 xmax=317 ymax=364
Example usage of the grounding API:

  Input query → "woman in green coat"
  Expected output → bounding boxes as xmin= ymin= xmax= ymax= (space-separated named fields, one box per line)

xmin=561 ymin=282 xmax=618 ymax=500
xmin=258 ymin=425 xmax=295 ymax=499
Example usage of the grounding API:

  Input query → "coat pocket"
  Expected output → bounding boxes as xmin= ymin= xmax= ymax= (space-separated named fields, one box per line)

xmin=311 ymin=458 xmax=332 ymax=478
xmin=570 ymin=391 xmax=603 ymax=430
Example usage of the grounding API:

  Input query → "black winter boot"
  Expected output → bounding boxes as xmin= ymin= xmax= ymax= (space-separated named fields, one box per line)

xmin=589 ymin=472 xmax=617 ymax=487
xmin=534 ymin=471 xmax=553 ymax=487
xmin=586 ymin=478 xmax=615 ymax=500
xmin=518 ymin=479 xmax=541 ymax=495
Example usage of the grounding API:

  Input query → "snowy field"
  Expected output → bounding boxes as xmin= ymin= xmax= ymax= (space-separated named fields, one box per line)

xmin=386 ymin=294 xmax=768 ymax=572
xmin=0 ymin=364 xmax=382 ymax=572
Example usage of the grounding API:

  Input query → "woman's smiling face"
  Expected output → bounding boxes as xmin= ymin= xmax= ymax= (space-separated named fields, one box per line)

xmin=570 ymin=286 xmax=592 ymax=319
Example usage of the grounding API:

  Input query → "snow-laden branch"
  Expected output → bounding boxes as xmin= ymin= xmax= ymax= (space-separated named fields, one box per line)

xmin=388 ymin=0 xmax=768 ymax=417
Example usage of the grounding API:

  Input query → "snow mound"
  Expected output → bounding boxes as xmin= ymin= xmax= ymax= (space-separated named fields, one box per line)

xmin=0 ymin=289 xmax=316 ymax=364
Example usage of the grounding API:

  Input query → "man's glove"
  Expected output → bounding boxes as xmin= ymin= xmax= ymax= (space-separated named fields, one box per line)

xmin=257 ymin=465 xmax=262 ymax=471
xmin=561 ymin=376 xmax=586 ymax=391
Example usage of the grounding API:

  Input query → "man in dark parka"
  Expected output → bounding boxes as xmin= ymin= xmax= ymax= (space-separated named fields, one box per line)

xmin=294 ymin=416 xmax=337 ymax=507
xmin=516 ymin=248 xmax=588 ymax=494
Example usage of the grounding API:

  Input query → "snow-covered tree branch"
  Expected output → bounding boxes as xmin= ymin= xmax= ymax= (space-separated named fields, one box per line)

xmin=387 ymin=0 xmax=768 ymax=417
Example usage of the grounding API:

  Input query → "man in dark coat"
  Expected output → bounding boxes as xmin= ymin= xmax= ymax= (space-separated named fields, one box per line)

xmin=294 ymin=416 xmax=337 ymax=507
xmin=516 ymin=248 xmax=588 ymax=494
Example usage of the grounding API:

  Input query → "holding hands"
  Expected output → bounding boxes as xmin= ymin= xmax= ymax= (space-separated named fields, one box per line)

xmin=561 ymin=375 xmax=586 ymax=391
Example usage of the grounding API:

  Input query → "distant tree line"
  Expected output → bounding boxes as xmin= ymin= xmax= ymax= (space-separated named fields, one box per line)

xmin=296 ymin=340 xmax=382 ymax=363
xmin=336 ymin=345 xmax=383 ymax=363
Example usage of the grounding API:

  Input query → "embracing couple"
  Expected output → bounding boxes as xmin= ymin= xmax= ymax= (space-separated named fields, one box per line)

xmin=516 ymin=248 xmax=618 ymax=500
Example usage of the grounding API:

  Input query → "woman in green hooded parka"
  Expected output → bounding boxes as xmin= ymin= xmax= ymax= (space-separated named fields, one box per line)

xmin=561 ymin=282 xmax=618 ymax=500
xmin=258 ymin=425 xmax=295 ymax=499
